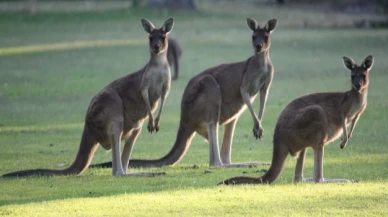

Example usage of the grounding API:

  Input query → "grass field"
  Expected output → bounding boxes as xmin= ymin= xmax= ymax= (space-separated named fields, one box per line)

xmin=0 ymin=1 xmax=388 ymax=216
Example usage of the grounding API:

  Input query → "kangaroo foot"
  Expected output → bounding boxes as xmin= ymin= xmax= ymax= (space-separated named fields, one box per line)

xmin=125 ymin=172 xmax=166 ymax=177
xmin=302 ymin=177 xmax=355 ymax=183
xmin=113 ymin=169 xmax=126 ymax=176
xmin=322 ymin=178 xmax=355 ymax=183
xmin=221 ymin=162 xmax=270 ymax=168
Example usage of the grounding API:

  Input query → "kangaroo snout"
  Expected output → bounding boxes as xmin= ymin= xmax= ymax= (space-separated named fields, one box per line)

xmin=153 ymin=44 xmax=160 ymax=51
xmin=255 ymin=44 xmax=262 ymax=51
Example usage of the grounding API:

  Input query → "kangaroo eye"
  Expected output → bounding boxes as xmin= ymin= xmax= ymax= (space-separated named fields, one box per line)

xmin=161 ymin=36 xmax=165 ymax=41
xmin=264 ymin=35 xmax=269 ymax=41
xmin=362 ymin=74 xmax=366 ymax=79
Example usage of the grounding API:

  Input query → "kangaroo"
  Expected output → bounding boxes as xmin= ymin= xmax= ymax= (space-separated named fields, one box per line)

xmin=91 ymin=18 xmax=277 ymax=169
xmin=167 ymin=38 xmax=182 ymax=80
xmin=221 ymin=55 xmax=374 ymax=184
xmin=2 ymin=18 xmax=174 ymax=178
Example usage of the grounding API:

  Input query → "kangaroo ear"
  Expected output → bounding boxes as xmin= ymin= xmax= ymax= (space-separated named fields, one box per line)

xmin=343 ymin=56 xmax=356 ymax=71
xmin=264 ymin=19 xmax=277 ymax=33
xmin=162 ymin=17 xmax=174 ymax=34
xmin=141 ymin=18 xmax=155 ymax=34
xmin=247 ymin=18 xmax=258 ymax=32
xmin=361 ymin=55 xmax=374 ymax=70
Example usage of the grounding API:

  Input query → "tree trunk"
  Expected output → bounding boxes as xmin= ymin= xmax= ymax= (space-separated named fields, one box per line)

xmin=26 ymin=0 xmax=37 ymax=14
xmin=132 ymin=0 xmax=141 ymax=8
xmin=146 ymin=0 xmax=197 ymax=10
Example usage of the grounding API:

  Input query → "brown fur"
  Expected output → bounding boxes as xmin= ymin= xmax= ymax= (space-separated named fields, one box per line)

xmin=167 ymin=38 xmax=182 ymax=80
xmin=2 ymin=18 xmax=175 ymax=177
xmin=90 ymin=18 xmax=278 ymax=169
xmin=221 ymin=55 xmax=374 ymax=184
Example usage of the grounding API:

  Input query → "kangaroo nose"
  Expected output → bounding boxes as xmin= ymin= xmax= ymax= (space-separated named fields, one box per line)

xmin=153 ymin=44 xmax=160 ymax=50
xmin=355 ymin=84 xmax=361 ymax=89
xmin=255 ymin=44 xmax=262 ymax=50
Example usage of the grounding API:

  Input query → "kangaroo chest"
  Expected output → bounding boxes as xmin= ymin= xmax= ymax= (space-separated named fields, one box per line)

xmin=248 ymin=67 xmax=270 ymax=97
xmin=143 ymin=65 xmax=171 ymax=101
xmin=345 ymin=103 xmax=365 ymax=125
xmin=343 ymin=94 xmax=366 ymax=124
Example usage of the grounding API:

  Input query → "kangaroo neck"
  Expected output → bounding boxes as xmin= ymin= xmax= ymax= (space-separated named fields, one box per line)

xmin=342 ymin=87 xmax=368 ymax=113
xmin=149 ymin=50 xmax=168 ymax=66
xmin=253 ymin=49 xmax=270 ymax=68
xmin=349 ymin=87 xmax=368 ymax=103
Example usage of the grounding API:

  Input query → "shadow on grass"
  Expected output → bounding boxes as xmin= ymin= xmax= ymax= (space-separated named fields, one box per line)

xmin=1 ymin=153 xmax=387 ymax=207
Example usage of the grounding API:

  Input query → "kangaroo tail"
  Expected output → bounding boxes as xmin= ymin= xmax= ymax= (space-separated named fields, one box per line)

xmin=90 ymin=122 xmax=195 ymax=168
xmin=220 ymin=138 xmax=289 ymax=185
xmin=2 ymin=126 xmax=98 ymax=177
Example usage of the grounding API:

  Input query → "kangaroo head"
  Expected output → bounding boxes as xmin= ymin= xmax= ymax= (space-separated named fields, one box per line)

xmin=246 ymin=18 xmax=277 ymax=53
xmin=141 ymin=17 xmax=174 ymax=55
xmin=343 ymin=55 xmax=374 ymax=92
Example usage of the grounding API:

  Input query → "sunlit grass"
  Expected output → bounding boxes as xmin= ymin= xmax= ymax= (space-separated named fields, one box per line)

xmin=1 ymin=183 xmax=387 ymax=216
xmin=0 ymin=39 xmax=146 ymax=56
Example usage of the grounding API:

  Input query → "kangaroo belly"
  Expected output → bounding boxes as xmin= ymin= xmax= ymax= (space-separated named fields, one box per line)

xmin=123 ymin=100 xmax=158 ymax=129
xmin=326 ymin=126 xmax=343 ymax=144
xmin=219 ymin=102 xmax=247 ymax=124
xmin=219 ymin=95 xmax=256 ymax=124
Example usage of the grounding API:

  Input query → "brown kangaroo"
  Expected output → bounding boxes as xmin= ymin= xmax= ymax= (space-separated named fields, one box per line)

xmin=2 ymin=18 xmax=174 ymax=177
xmin=91 ymin=18 xmax=277 ymax=169
xmin=167 ymin=38 xmax=182 ymax=80
xmin=221 ymin=55 xmax=374 ymax=184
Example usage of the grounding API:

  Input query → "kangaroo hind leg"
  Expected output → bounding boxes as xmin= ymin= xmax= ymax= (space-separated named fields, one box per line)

xmin=121 ymin=127 xmax=142 ymax=174
xmin=294 ymin=148 xmax=307 ymax=182
xmin=301 ymin=145 xmax=353 ymax=183
xmin=205 ymin=76 xmax=223 ymax=167
xmin=312 ymin=146 xmax=354 ymax=183
xmin=122 ymin=127 xmax=165 ymax=177
xmin=107 ymin=119 xmax=125 ymax=176
xmin=193 ymin=75 xmax=223 ymax=167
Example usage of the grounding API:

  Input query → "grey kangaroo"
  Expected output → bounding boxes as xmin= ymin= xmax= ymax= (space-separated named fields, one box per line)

xmin=167 ymin=38 xmax=182 ymax=80
xmin=91 ymin=18 xmax=277 ymax=168
xmin=2 ymin=18 xmax=174 ymax=177
xmin=221 ymin=55 xmax=374 ymax=184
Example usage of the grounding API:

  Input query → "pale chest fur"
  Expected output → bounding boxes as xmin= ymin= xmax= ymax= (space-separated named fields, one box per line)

xmin=142 ymin=64 xmax=171 ymax=100
xmin=247 ymin=64 xmax=271 ymax=97
xmin=343 ymin=93 xmax=367 ymax=125
xmin=345 ymin=101 xmax=366 ymax=125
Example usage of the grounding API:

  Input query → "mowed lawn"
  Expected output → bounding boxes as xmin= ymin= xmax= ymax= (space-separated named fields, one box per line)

xmin=0 ymin=1 xmax=388 ymax=216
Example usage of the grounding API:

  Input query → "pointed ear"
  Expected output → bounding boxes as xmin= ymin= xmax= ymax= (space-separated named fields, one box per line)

xmin=247 ymin=18 xmax=258 ymax=32
xmin=141 ymin=18 xmax=155 ymax=34
xmin=162 ymin=17 xmax=174 ymax=34
xmin=264 ymin=19 xmax=277 ymax=33
xmin=343 ymin=56 xmax=356 ymax=71
xmin=361 ymin=55 xmax=374 ymax=70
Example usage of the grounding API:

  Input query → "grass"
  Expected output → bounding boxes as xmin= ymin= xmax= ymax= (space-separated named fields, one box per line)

xmin=0 ymin=1 xmax=388 ymax=216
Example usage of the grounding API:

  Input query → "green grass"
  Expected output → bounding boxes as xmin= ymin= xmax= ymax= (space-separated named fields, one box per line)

xmin=1 ymin=1 xmax=388 ymax=216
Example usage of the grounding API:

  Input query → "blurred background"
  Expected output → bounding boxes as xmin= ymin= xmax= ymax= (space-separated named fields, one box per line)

xmin=0 ymin=0 xmax=387 ymax=27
